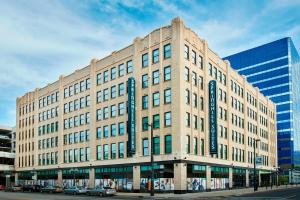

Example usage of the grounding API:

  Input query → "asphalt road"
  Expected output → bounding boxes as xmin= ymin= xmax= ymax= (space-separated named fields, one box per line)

xmin=228 ymin=186 xmax=300 ymax=200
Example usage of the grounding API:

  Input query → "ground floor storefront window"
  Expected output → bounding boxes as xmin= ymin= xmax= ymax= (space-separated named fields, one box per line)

xmin=211 ymin=166 xmax=229 ymax=190
xmin=140 ymin=164 xmax=174 ymax=192
xmin=62 ymin=168 xmax=89 ymax=188
xmin=18 ymin=171 xmax=34 ymax=185
xmin=37 ymin=170 xmax=58 ymax=187
xmin=95 ymin=166 xmax=133 ymax=191
xmin=187 ymin=164 xmax=206 ymax=192
xmin=232 ymin=168 xmax=246 ymax=188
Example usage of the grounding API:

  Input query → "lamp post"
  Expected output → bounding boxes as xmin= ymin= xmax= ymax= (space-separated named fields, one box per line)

xmin=148 ymin=123 xmax=154 ymax=197
xmin=70 ymin=168 xmax=79 ymax=186
xmin=253 ymin=138 xmax=260 ymax=191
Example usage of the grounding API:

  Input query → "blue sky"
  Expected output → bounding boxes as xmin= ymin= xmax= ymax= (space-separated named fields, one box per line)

xmin=0 ymin=0 xmax=300 ymax=126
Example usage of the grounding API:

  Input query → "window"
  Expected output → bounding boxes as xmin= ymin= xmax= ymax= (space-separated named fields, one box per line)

xmin=103 ymin=126 xmax=109 ymax=138
xmin=111 ymin=85 xmax=116 ymax=98
xmin=104 ymin=70 xmax=109 ymax=83
xmin=111 ymin=105 xmax=117 ymax=117
xmin=86 ymin=78 xmax=91 ymax=89
xmin=184 ymin=45 xmax=189 ymax=59
xmin=119 ymin=122 xmax=125 ymax=135
xmin=64 ymin=150 xmax=67 ymax=163
xmin=193 ymin=93 xmax=197 ymax=108
xmin=85 ymin=147 xmax=90 ymax=161
xmin=185 ymin=89 xmax=190 ymax=104
xmin=186 ymin=135 xmax=190 ymax=154
xmin=152 ymin=92 xmax=160 ymax=107
xmin=185 ymin=67 xmax=189 ymax=82
xmin=199 ymin=55 xmax=203 ymax=69
xmin=200 ymin=96 xmax=204 ymax=111
xmin=97 ymin=91 xmax=102 ymax=103
xmin=152 ymin=48 xmax=159 ymax=63
xmin=74 ymin=148 xmax=79 ymax=162
xmin=165 ymin=135 xmax=172 ymax=154
xmin=142 ymin=95 xmax=148 ymax=109
xmin=103 ymin=144 xmax=109 ymax=160
xmin=86 ymin=95 xmax=90 ymax=107
xmin=164 ymin=66 xmax=171 ymax=81
xmin=152 ymin=70 xmax=159 ymax=85
xmin=153 ymin=114 xmax=160 ymax=129
xmin=80 ymin=97 xmax=85 ymax=109
xmin=69 ymin=149 xmax=73 ymax=162
xmin=97 ymin=73 xmax=101 ymax=85
xmin=111 ymin=143 xmax=116 ymax=159
xmin=119 ymin=63 xmax=125 ymax=77
xmin=199 ymin=76 xmax=204 ymax=90
xmin=111 ymin=67 xmax=117 ymax=80
xmin=193 ymin=115 xmax=198 ymax=129
xmin=142 ymin=53 xmax=148 ymax=68
xmin=200 ymin=118 xmax=204 ymax=132
xmin=97 ymin=145 xmax=102 ymax=160
xmin=193 ymin=137 xmax=198 ymax=154
xmin=142 ymin=74 xmax=148 ymax=88
xmin=153 ymin=137 xmax=160 ymax=155
xmin=69 ymin=86 xmax=73 ymax=97
xmin=164 ymin=43 xmax=171 ymax=59
xmin=97 ymin=127 xmax=101 ymax=139
xmin=192 ymin=72 xmax=197 ymax=86
xmin=111 ymin=124 xmax=116 ymax=136
xmin=143 ymin=139 xmax=149 ymax=156
xmin=192 ymin=50 xmax=196 ymax=64
xmin=186 ymin=112 xmax=190 ymax=127
xmin=201 ymin=139 xmax=204 ymax=156
xmin=74 ymin=83 xmax=79 ymax=94
xmin=74 ymin=99 xmax=79 ymax=110
xmin=118 ymin=102 xmax=125 ymax=115
xmin=142 ymin=117 xmax=148 ymax=131
xmin=103 ymin=107 xmax=109 ymax=119
xmin=80 ymin=81 xmax=85 ymax=92
xmin=164 ymin=88 xmax=171 ymax=104
xmin=103 ymin=88 xmax=109 ymax=101
xmin=86 ymin=112 xmax=90 ymax=124
xmin=74 ymin=116 xmax=79 ymax=127
xmin=118 ymin=83 xmax=124 ymax=96
xmin=164 ymin=112 xmax=171 ymax=127
xmin=119 ymin=142 xmax=124 ymax=158
xmin=127 ymin=60 xmax=133 ymax=73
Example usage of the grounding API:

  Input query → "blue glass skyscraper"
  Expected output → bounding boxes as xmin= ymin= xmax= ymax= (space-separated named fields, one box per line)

xmin=224 ymin=38 xmax=300 ymax=178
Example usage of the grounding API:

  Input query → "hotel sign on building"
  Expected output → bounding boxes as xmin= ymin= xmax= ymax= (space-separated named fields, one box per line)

xmin=127 ymin=77 xmax=136 ymax=157
xmin=209 ymin=80 xmax=218 ymax=154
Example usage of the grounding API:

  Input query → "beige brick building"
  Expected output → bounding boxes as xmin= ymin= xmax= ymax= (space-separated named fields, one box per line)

xmin=15 ymin=17 xmax=277 ymax=193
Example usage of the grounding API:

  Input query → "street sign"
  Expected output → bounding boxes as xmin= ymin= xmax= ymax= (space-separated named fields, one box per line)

xmin=256 ymin=156 xmax=262 ymax=165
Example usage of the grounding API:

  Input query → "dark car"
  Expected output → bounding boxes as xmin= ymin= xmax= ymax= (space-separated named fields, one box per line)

xmin=86 ymin=186 xmax=116 ymax=196
xmin=22 ymin=184 xmax=43 ymax=192
xmin=5 ymin=185 xmax=22 ymax=192
xmin=41 ymin=186 xmax=63 ymax=193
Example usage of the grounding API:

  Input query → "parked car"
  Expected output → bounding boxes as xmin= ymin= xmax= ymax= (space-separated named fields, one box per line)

xmin=86 ymin=186 xmax=116 ymax=196
xmin=63 ymin=186 xmax=87 ymax=195
xmin=6 ymin=185 xmax=22 ymax=192
xmin=22 ymin=184 xmax=43 ymax=192
xmin=41 ymin=186 xmax=63 ymax=193
xmin=0 ymin=185 xmax=6 ymax=190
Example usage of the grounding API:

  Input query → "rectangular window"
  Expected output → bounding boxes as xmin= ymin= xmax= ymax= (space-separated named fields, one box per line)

xmin=74 ymin=99 xmax=79 ymax=110
xmin=104 ymin=70 xmax=109 ymax=83
xmin=119 ymin=122 xmax=125 ymax=135
xmin=111 ymin=85 xmax=116 ymax=98
xmin=184 ymin=44 xmax=189 ymax=60
xmin=119 ymin=142 xmax=124 ymax=158
xmin=186 ymin=135 xmax=190 ymax=154
xmin=127 ymin=60 xmax=133 ymax=73
xmin=142 ymin=116 xmax=148 ymax=131
xmin=111 ymin=104 xmax=117 ymax=117
xmin=111 ymin=67 xmax=117 ymax=80
xmin=193 ymin=93 xmax=197 ymax=108
xmin=103 ymin=107 xmax=109 ymax=119
xmin=142 ymin=95 xmax=148 ymax=109
xmin=192 ymin=50 xmax=196 ymax=64
xmin=201 ymin=139 xmax=204 ymax=156
xmin=165 ymin=135 xmax=172 ymax=154
xmin=153 ymin=137 xmax=160 ymax=155
xmin=118 ymin=102 xmax=125 ymax=115
xmin=152 ymin=70 xmax=159 ymax=85
xmin=152 ymin=48 xmax=159 ymax=63
xmin=74 ymin=148 xmax=79 ymax=162
xmin=80 ymin=81 xmax=85 ymax=92
xmin=80 ymin=148 xmax=84 ymax=162
xmin=164 ymin=112 xmax=171 ymax=127
xmin=192 ymin=72 xmax=197 ymax=86
xmin=142 ymin=74 xmax=148 ymax=88
xmin=118 ymin=83 xmax=124 ymax=96
xmin=74 ymin=83 xmax=79 ymax=94
xmin=103 ymin=126 xmax=109 ymax=138
xmin=164 ymin=88 xmax=171 ymax=104
xmin=164 ymin=43 xmax=171 ymax=59
xmin=86 ymin=78 xmax=91 ymax=89
xmin=97 ymin=145 xmax=102 ymax=160
xmin=186 ymin=89 xmax=190 ymax=104
xmin=86 ymin=95 xmax=90 ymax=107
xmin=185 ymin=67 xmax=189 ymax=82
xmin=97 ymin=73 xmax=102 ymax=85
xmin=186 ymin=112 xmax=190 ymax=127
xmin=193 ymin=115 xmax=198 ymax=129
xmin=85 ymin=147 xmax=90 ymax=161
xmin=142 ymin=53 xmax=148 ymax=68
xmin=199 ymin=55 xmax=203 ymax=69
xmin=153 ymin=114 xmax=160 ymax=129
xmin=143 ymin=139 xmax=149 ymax=156
xmin=152 ymin=92 xmax=160 ymax=107
xmin=69 ymin=149 xmax=73 ymax=162
xmin=80 ymin=97 xmax=85 ymax=109
xmin=111 ymin=124 xmax=116 ymax=137
xmin=111 ymin=143 xmax=116 ymax=159
xmin=103 ymin=144 xmax=109 ymax=160
xmin=164 ymin=66 xmax=171 ymax=81
xmin=193 ymin=137 xmax=198 ymax=154
xmin=97 ymin=91 xmax=102 ymax=103
xmin=119 ymin=63 xmax=125 ymax=77
xmin=96 ymin=127 xmax=101 ymax=139
xmin=103 ymin=88 xmax=109 ymax=101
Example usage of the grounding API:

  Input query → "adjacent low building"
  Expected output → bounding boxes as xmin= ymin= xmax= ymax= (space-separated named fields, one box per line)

xmin=0 ymin=125 xmax=15 ymax=186
xmin=15 ymin=17 xmax=277 ymax=193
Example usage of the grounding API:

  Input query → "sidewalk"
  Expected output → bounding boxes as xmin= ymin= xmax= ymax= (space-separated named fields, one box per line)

xmin=116 ymin=185 xmax=299 ymax=199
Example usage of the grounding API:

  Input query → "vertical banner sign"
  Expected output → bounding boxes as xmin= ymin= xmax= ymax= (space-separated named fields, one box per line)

xmin=127 ymin=77 xmax=136 ymax=156
xmin=209 ymin=80 xmax=218 ymax=154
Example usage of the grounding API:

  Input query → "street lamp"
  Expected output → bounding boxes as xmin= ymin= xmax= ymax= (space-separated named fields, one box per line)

xmin=70 ymin=168 xmax=79 ymax=186
xmin=253 ymin=138 xmax=260 ymax=191
xmin=148 ymin=123 xmax=154 ymax=197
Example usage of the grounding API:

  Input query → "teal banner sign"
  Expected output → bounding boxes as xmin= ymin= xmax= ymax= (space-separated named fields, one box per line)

xmin=209 ymin=80 xmax=218 ymax=154
xmin=127 ymin=77 xmax=136 ymax=156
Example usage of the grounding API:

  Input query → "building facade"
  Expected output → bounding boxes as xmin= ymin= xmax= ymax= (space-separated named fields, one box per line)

xmin=224 ymin=38 xmax=300 ymax=182
xmin=16 ymin=17 xmax=277 ymax=193
xmin=0 ymin=125 xmax=15 ymax=186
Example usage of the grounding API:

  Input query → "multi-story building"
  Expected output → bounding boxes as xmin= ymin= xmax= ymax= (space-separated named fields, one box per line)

xmin=224 ymin=38 xmax=300 ymax=183
xmin=15 ymin=17 xmax=277 ymax=193
xmin=0 ymin=125 xmax=15 ymax=186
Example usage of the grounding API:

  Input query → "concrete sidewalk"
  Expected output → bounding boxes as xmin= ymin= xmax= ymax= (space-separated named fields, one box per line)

xmin=116 ymin=185 xmax=300 ymax=199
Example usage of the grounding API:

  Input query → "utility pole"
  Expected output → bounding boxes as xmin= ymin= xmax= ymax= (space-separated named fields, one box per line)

xmin=148 ymin=123 xmax=154 ymax=197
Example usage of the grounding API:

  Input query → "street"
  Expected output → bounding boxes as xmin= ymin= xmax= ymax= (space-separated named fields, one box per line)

xmin=1 ymin=187 xmax=300 ymax=200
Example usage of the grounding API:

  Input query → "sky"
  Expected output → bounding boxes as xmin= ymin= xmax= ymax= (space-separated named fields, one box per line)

xmin=0 ymin=0 xmax=300 ymax=126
